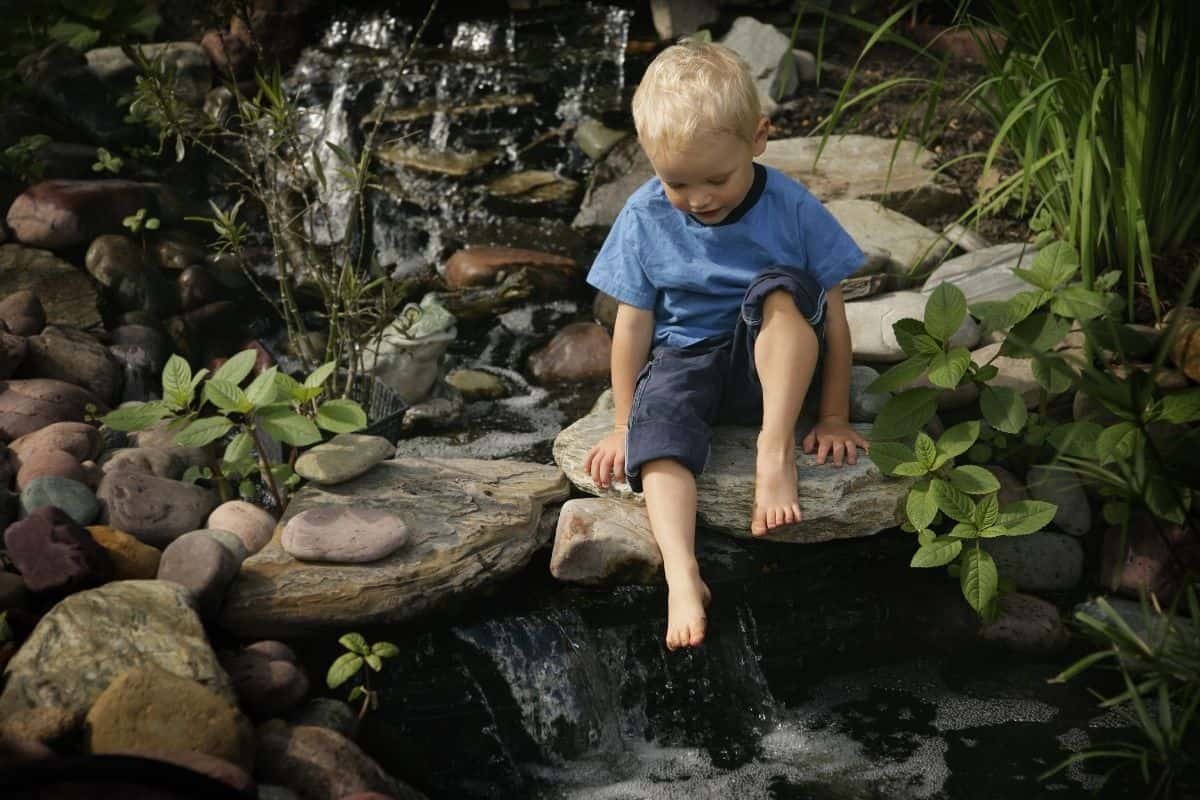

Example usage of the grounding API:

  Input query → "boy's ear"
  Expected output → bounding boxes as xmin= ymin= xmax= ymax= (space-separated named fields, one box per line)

xmin=752 ymin=116 xmax=770 ymax=156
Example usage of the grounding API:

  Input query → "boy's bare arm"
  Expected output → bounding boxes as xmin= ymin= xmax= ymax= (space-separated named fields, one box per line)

xmin=586 ymin=303 xmax=654 ymax=486
xmin=805 ymin=286 xmax=870 ymax=465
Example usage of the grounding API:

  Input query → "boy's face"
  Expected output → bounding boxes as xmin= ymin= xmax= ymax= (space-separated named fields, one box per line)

xmin=645 ymin=118 xmax=769 ymax=225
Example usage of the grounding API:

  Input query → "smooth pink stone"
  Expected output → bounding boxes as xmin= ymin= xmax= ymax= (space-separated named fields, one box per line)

xmin=281 ymin=506 xmax=408 ymax=564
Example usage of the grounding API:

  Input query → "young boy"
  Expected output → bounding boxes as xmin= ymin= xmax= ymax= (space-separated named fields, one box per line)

xmin=582 ymin=40 xmax=870 ymax=651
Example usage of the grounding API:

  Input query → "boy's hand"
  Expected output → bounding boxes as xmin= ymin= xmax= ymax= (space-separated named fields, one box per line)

xmin=584 ymin=428 xmax=627 ymax=488
xmin=802 ymin=417 xmax=870 ymax=466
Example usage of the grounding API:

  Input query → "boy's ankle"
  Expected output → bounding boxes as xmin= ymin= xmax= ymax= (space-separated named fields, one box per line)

xmin=757 ymin=427 xmax=796 ymax=453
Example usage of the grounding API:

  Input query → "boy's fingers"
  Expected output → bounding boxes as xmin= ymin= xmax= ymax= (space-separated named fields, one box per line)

xmin=816 ymin=439 xmax=830 ymax=464
xmin=847 ymin=443 xmax=858 ymax=465
xmin=832 ymin=441 xmax=845 ymax=466
xmin=615 ymin=454 xmax=625 ymax=482
xmin=802 ymin=430 xmax=816 ymax=452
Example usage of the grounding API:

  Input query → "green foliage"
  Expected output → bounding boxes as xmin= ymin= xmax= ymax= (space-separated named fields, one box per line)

xmin=121 ymin=207 xmax=159 ymax=234
xmin=101 ymin=349 xmax=367 ymax=512
xmin=0 ymin=135 xmax=51 ymax=182
xmin=326 ymin=632 xmax=401 ymax=725
xmin=92 ymin=147 xmax=123 ymax=174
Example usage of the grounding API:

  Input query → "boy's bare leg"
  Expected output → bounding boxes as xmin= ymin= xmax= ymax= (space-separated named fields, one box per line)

xmin=751 ymin=290 xmax=820 ymax=537
xmin=642 ymin=458 xmax=711 ymax=649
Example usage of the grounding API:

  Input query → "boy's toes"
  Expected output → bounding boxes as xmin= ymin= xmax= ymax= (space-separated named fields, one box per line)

xmin=750 ymin=506 xmax=768 ymax=536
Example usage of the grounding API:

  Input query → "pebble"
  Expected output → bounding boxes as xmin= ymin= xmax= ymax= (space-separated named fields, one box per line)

xmin=9 ymin=421 xmax=103 ymax=463
xmin=19 ymin=475 xmax=99 ymax=525
xmin=97 ymin=471 xmax=217 ymax=547
xmin=979 ymin=592 xmax=1069 ymax=654
xmin=281 ymin=506 xmax=409 ymax=563
xmin=208 ymin=500 xmax=276 ymax=554
xmin=982 ymin=531 xmax=1083 ymax=592
xmin=15 ymin=447 xmax=84 ymax=490
xmin=293 ymin=434 xmax=393 ymax=486
xmin=157 ymin=530 xmax=240 ymax=620
xmin=86 ymin=525 xmax=161 ymax=580
xmin=220 ymin=642 xmax=310 ymax=718
xmin=199 ymin=527 xmax=249 ymax=564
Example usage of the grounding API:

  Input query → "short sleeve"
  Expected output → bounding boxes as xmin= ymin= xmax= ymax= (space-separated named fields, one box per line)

xmin=797 ymin=194 xmax=866 ymax=290
xmin=586 ymin=205 xmax=656 ymax=309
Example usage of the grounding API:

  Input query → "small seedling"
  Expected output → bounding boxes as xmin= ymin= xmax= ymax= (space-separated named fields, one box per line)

xmin=92 ymin=147 xmax=124 ymax=174
xmin=326 ymin=632 xmax=400 ymax=723
xmin=122 ymin=207 xmax=160 ymax=234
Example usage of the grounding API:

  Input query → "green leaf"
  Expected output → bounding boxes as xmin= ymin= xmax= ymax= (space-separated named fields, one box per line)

xmin=912 ymin=334 xmax=944 ymax=357
xmin=949 ymin=465 xmax=1001 ymax=495
xmin=931 ymin=478 xmax=976 ymax=523
xmin=162 ymin=354 xmax=193 ymax=409
xmin=924 ymin=283 xmax=968 ymax=343
xmin=866 ymin=442 xmax=916 ymax=475
xmin=975 ymin=494 xmax=1000 ymax=529
xmin=867 ymin=355 xmax=930 ymax=394
xmin=1158 ymin=390 xmax=1200 ymax=424
xmin=175 ymin=416 xmax=233 ymax=448
xmin=997 ymin=500 xmax=1058 ymax=536
xmin=244 ymin=367 xmax=279 ymax=407
xmin=1031 ymin=354 xmax=1074 ymax=395
xmin=273 ymin=371 xmax=304 ymax=401
xmin=928 ymin=347 xmax=971 ymax=389
xmin=100 ymin=401 xmax=172 ymax=432
xmin=211 ymin=349 xmax=258 ymax=386
xmin=372 ymin=641 xmax=400 ymax=658
xmin=893 ymin=318 xmax=929 ymax=358
xmin=892 ymin=461 xmax=930 ymax=477
xmin=339 ymin=632 xmax=370 ymax=655
xmin=960 ymin=546 xmax=998 ymax=617
xmin=936 ymin=421 xmax=980 ymax=461
xmin=980 ymin=385 xmax=1028 ymax=435
xmin=914 ymin=432 xmax=937 ymax=468
xmin=1144 ymin=473 xmax=1186 ymax=524
xmin=365 ymin=654 xmax=383 ymax=671
xmin=204 ymin=379 xmax=251 ymax=414
xmin=1003 ymin=312 xmax=1073 ymax=357
xmin=348 ymin=685 xmax=366 ymax=702
xmin=911 ymin=537 xmax=962 ymax=568
xmin=870 ymin=388 xmax=939 ymax=441
xmin=1097 ymin=422 xmax=1139 ymax=465
xmin=948 ymin=522 xmax=979 ymax=539
xmin=223 ymin=431 xmax=253 ymax=465
xmin=1051 ymin=287 xmax=1108 ymax=320
xmin=48 ymin=21 xmax=101 ymax=50
xmin=305 ymin=361 xmax=338 ymax=390
xmin=917 ymin=528 xmax=936 ymax=546
xmin=973 ymin=364 xmax=999 ymax=383
xmin=1029 ymin=240 xmax=1080 ymax=289
xmin=1102 ymin=501 xmax=1130 ymax=526
xmin=906 ymin=480 xmax=938 ymax=530
xmin=316 ymin=399 xmax=368 ymax=434
xmin=326 ymin=652 xmax=363 ymax=689
xmin=189 ymin=368 xmax=210 ymax=393
xmin=258 ymin=407 xmax=322 ymax=447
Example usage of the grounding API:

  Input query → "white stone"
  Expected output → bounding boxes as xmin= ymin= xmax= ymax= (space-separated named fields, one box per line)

xmin=826 ymin=200 xmax=953 ymax=275
xmin=1026 ymin=465 xmax=1092 ymax=537
xmin=550 ymin=498 xmax=661 ymax=585
xmin=970 ymin=342 xmax=1039 ymax=406
xmin=650 ymin=0 xmax=718 ymax=40
xmin=941 ymin=221 xmax=991 ymax=252
xmin=921 ymin=242 xmax=1036 ymax=304
xmin=845 ymin=291 xmax=980 ymax=362
xmin=849 ymin=365 xmax=889 ymax=422
xmin=983 ymin=532 xmax=1084 ymax=591
xmin=721 ymin=16 xmax=799 ymax=107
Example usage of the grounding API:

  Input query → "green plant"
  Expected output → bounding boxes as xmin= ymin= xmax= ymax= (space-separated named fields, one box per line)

xmin=0 ymin=134 xmax=50 ymax=182
xmin=92 ymin=146 xmax=123 ymax=174
xmin=1044 ymin=585 xmax=1200 ymax=798
xmin=326 ymin=632 xmax=400 ymax=724
xmin=121 ymin=206 xmax=159 ymax=234
xmin=99 ymin=348 xmax=368 ymax=511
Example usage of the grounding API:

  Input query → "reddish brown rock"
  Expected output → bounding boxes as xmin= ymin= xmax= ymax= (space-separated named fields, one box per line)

xmin=9 ymin=421 xmax=103 ymax=463
xmin=0 ymin=290 xmax=45 ymax=336
xmin=443 ymin=246 xmax=578 ymax=289
xmin=528 ymin=322 xmax=612 ymax=384
xmin=5 ymin=180 xmax=171 ymax=250
xmin=0 ymin=379 xmax=106 ymax=442
xmin=979 ymin=592 xmax=1069 ymax=655
xmin=20 ymin=325 xmax=123 ymax=405
xmin=3 ymin=505 xmax=113 ymax=595
xmin=255 ymin=721 xmax=411 ymax=800
xmin=1101 ymin=517 xmax=1200 ymax=603
xmin=220 ymin=643 xmax=310 ymax=718
xmin=15 ymin=447 xmax=84 ymax=490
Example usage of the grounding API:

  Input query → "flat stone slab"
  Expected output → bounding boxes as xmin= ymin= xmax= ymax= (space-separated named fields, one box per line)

xmin=220 ymin=458 xmax=569 ymax=638
xmin=921 ymin=242 xmax=1036 ymax=305
xmin=552 ymin=402 xmax=909 ymax=543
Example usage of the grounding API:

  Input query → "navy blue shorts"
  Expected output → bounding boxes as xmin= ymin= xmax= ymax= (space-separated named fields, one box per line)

xmin=624 ymin=268 xmax=828 ymax=493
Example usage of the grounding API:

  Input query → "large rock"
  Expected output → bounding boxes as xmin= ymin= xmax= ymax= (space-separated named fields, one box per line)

xmin=86 ymin=666 xmax=254 ymax=771
xmin=221 ymin=459 xmax=568 ymax=637
xmin=157 ymin=531 xmax=240 ymax=620
xmin=826 ymin=200 xmax=952 ymax=275
xmin=14 ymin=447 xmax=85 ymax=490
xmin=573 ymin=137 xmax=654 ymax=229
xmin=5 ymin=180 xmax=174 ymax=251
xmin=281 ymin=506 xmax=409 ymax=564
xmin=0 ymin=379 xmax=105 ymax=442
xmin=9 ymin=421 xmax=103 ymax=464
xmin=552 ymin=398 xmax=908 ymax=543
xmin=0 ymin=290 xmax=44 ymax=336
xmin=979 ymin=592 xmax=1069 ymax=655
xmin=443 ymin=246 xmax=578 ymax=291
xmin=21 ymin=325 xmax=123 ymax=405
xmin=721 ymin=16 xmax=802 ymax=110
xmin=527 ymin=322 xmax=612 ymax=384
xmin=293 ymin=433 xmax=393 ymax=486
xmin=98 ymin=446 xmax=185 ymax=479
xmin=220 ymin=643 xmax=309 ymax=719
xmin=920 ymin=242 xmax=1036 ymax=304
xmin=87 ymin=524 xmax=161 ymax=579
xmin=1026 ymin=464 xmax=1091 ymax=537
xmin=16 ymin=43 xmax=126 ymax=143
xmin=3 ymin=505 xmax=111 ymax=595
xmin=970 ymin=343 xmax=1039 ymax=406
xmin=845 ymin=291 xmax=980 ymax=362
xmin=650 ymin=0 xmax=718 ymax=40
xmin=97 ymin=471 xmax=218 ymax=547
xmin=19 ymin=476 xmax=99 ymax=525
xmin=0 ymin=580 xmax=233 ymax=718
xmin=982 ymin=532 xmax=1083 ymax=592
xmin=761 ymin=136 xmax=964 ymax=224
xmin=0 ymin=245 xmax=102 ymax=330
xmin=1100 ymin=517 xmax=1199 ymax=603
xmin=550 ymin=498 xmax=661 ymax=585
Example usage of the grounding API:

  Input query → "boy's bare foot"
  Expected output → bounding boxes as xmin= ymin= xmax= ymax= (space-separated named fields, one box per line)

xmin=665 ymin=569 xmax=711 ymax=650
xmin=751 ymin=432 xmax=802 ymax=537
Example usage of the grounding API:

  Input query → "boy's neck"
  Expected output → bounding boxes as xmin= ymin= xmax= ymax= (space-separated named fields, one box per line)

xmin=688 ymin=163 xmax=767 ymax=227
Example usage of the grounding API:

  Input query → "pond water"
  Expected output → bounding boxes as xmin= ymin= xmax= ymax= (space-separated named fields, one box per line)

xmin=281 ymin=5 xmax=1139 ymax=798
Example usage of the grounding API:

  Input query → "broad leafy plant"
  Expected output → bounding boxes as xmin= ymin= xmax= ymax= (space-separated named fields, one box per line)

xmin=326 ymin=632 xmax=400 ymax=728
xmin=100 ymin=348 xmax=367 ymax=511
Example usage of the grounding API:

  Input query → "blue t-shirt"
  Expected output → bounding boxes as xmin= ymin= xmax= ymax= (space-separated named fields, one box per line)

xmin=587 ymin=164 xmax=864 ymax=348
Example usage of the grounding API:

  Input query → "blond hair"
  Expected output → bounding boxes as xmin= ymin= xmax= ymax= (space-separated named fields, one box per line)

xmin=632 ymin=39 xmax=761 ymax=157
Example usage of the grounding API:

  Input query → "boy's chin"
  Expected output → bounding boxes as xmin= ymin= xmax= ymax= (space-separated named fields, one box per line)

xmin=690 ymin=208 xmax=727 ymax=224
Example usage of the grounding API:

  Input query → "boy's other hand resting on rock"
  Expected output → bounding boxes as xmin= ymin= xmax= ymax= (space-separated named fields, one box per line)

xmin=584 ymin=428 xmax=627 ymax=488
xmin=802 ymin=416 xmax=870 ymax=466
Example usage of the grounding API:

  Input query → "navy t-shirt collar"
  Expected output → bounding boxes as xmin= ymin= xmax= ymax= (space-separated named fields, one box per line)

xmin=689 ymin=162 xmax=767 ymax=227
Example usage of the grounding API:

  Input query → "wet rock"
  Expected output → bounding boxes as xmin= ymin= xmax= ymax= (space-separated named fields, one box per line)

xmin=5 ymin=180 xmax=173 ymax=250
xmin=0 ymin=331 xmax=26 ymax=380
xmin=574 ymin=117 xmax=628 ymax=161
xmin=970 ymin=343 xmax=1039 ymax=406
xmin=282 ymin=506 xmax=409 ymax=564
xmin=550 ymin=498 xmax=660 ymax=585
xmin=15 ymin=447 xmax=84 ymax=490
xmin=208 ymin=500 xmax=276 ymax=555
xmin=166 ymin=300 xmax=242 ymax=363
xmin=294 ymin=433 xmax=394 ymax=486
xmin=554 ymin=395 xmax=909 ymax=543
xmin=921 ymin=243 xmax=1036 ymax=305
xmin=486 ymin=170 xmax=579 ymax=215
xmin=19 ymin=476 xmax=99 ymax=525
xmin=85 ymin=234 xmax=145 ymax=288
xmin=255 ymin=721 xmax=420 ymax=800
xmin=528 ymin=322 xmax=612 ymax=383
xmin=178 ymin=264 xmax=223 ymax=311
xmin=99 ymin=446 xmax=185 ymax=479
xmin=9 ymin=421 xmax=102 ymax=463
xmin=443 ymin=246 xmax=578 ymax=291
xmin=845 ymin=291 xmax=980 ymax=362
xmin=86 ymin=42 xmax=212 ymax=107
xmin=572 ymin=137 xmax=654 ymax=229
xmin=97 ymin=471 xmax=218 ymax=547
xmin=376 ymin=143 xmax=497 ymax=176
xmin=849 ymin=365 xmax=889 ymax=423
xmin=157 ymin=530 xmax=240 ymax=620
xmin=220 ymin=643 xmax=310 ymax=719
xmin=1101 ymin=517 xmax=1199 ymax=603
xmin=762 ymin=137 xmax=965 ymax=225
xmin=86 ymin=524 xmax=161 ymax=579
xmin=651 ymin=0 xmax=718 ymax=39
xmin=86 ymin=665 xmax=254 ymax=771
xmin=111 ymin=262 xmax=177 ymax=318
xmin=222 ymin=459 xmax=568 ymax=637
xmin=110 ymin=324 xmax=170 ymax=375
xmin=286 ymin=699 xmax=357 ymax=740
xmin=0 ymin=289 xmax=45 ymax=336
xmin=154 ymin=229 xmax=207 ymax=271
xmin=0 ymin=245 xmax=102 ymax=330
xmin=592 ymin=291 xmax=618 ymax=331
xmin=398 ymin=380 xmax=465 ymax=434
xmin=3 ymin=505 xmax=111 ymax=594
xmin=721 ymin=16 xmax=801 ymax=109
xmin=445 ymin=368 xmax=508 ymax=400
xmin=21 ymin=325 xmax=123 ymax=405
xmin=16 ymin=43 xmax=126 ymax=144
xmin=826 ymin=200 xmax=953 ymax=275
xmin=1026 ymin=464 xmax=1091 ymax=537
xmin=202 ymin=28 xmax=256 ymax=79
xmin=979 ymin=592 xmax=1069 ymax=655
xmin=982 ymin=532 xmax=1083 ymax=592
xmin=103 ymin=747 xmax=256 ymax=795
